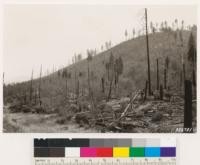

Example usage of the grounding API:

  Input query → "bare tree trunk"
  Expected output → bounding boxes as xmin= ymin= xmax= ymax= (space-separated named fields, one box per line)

xmin=181 ymin=63 xmax=186 ymax=94
xmin=164 ymin=68 xmax=167 ymax=89
xmin=66 ymin=78 xmax=68 ymax=98
xmin=156 ymin=59 xmax=159 ymax=90
xmin=184 ymin=80 xmax=193 ymax=132
xmin=87 ymin=61 xmax=91 ymax=98
xmin=38 ymin=65 xmax=42 ymax=104
xmin=107 ymin=78 xmax=113 ymax=101
xmin=145 ymin=8 xmax=151 ymax=95
xmin=183 ymin=63 xmax=186 ymax=82
xmin=29 ymin=69 xmax=33 ymax=104
xmin=74 ymin=69 xmax=77 ymax=98
xmin=144 ymin=80 xmax=148 ymax=101
xmin=3 ymin=72 xmax=4 ymax=86
xmin=107 ymin=68 xmax=110 ymax=81
xmin=34 ymin=89 xmax=37 ymax=105
xmin=87 ymin=61 xmax=95 ymax=111
xmin=180 ymin=70 xmax=183 ymax=89
xmin=3 ymin=72 xmax=5 ymax=104
xmin=101 ymin=77 xmax=105 ymax=93
xmin=76 ymin=79 xmax=79 ymax=98
xmin=193 ymin=69 xmax=196 ymax=93
xmin=192 ymin=50 xmax=196 ymax=95
xmin=114 ymin=74 xmax=117 ymax=95
xmin=24 ymin=92 xmax=27 ymax=104
xmin=160 ymin=84 xmax=163 ymax=100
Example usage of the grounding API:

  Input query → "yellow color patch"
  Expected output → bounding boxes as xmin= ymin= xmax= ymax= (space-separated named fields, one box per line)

xmin=113 ymin=147 xmax=129 ymax=157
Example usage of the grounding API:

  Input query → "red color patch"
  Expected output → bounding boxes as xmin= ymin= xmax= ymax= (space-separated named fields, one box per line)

xmin=96 ymin=148 xmax=113 ymax=157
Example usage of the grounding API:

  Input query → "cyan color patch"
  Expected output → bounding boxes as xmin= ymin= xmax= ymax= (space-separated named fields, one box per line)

xmin=145 ymin=147 xmax=160 ymax=157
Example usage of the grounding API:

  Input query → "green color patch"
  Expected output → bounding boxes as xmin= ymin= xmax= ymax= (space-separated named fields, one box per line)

xmin=129 ymin=147 xmax=145 ymax=157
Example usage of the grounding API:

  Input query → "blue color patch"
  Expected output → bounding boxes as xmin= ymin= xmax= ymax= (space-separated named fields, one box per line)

xmin=145 ymin=147 xmax=160 ymax=157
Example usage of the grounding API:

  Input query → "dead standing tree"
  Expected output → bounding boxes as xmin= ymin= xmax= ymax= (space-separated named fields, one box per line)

xmin=145 ymin=8 xmax=152 ymax=95
xmin=187 ymin=32 xmax=196 ymax=93
xmin=156 ymin=58 xmax=159 ymax=90
xmin=78 ymin=71 xmax=83 ymax=96
xmin=125 ymin=29 xmax=128 ymax=40
xmin=87 ymin=50 xmax=92 ymax=98
xmin=184 ymin=80 xmax=193 ymax=132
xmin=164 ymin=56 xmax=169 ymax=89
xmin=29 ymin=69 xmax=34 ymax=104
xmin=87 ymin=50 xmax=95 ymax=111
xmin=67 ymin=72 xmax=71 ymax=97
xmin=105 ymin=62 xmax=110 ymax=81
xmin=62 ymin=69 xmax=71 ymax=98
xmin=101 ymin=77 xmax=105 ymax=93
xmin=107 ymin=52 xmax=115 ymax=101
xmin=114 ymin=56 xmax=123 ymax=95
xmin=38 ymin=65 xmax=42 ymax=106
xmin=3 ymin=72 xmax=4 ymax=86
xmin=105 ymin=53 xmax=123 ymax=101
xmin=34 ymin=88 xmax=37 ymax=105
xmin=73 ymin=54 xmax=77 ymax=98
xmin=3 ymin=73 xmax=5 ymax=104
xmin=76 ymin=75 xmax=80 ymax=98
xmin=179 ymin=31 xmax=186 ymax=86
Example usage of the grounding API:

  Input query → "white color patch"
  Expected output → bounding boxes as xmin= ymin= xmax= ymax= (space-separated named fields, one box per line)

xmin=65 ymin=147 xmax=80 ymax=157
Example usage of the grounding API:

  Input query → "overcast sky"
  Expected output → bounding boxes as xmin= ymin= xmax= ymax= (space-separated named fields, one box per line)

xmin=3 ymin=5 xmax=197 ymax=84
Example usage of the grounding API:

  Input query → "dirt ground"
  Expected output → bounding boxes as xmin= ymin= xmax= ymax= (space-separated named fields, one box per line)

xmin=3 ymin=106 xmax=98 ymax=133
xmin=3 ymin=98 xmax=196 ymax=133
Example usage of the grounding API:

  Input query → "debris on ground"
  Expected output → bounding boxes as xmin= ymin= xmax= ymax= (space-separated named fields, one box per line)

xmin=4 ymin=89 xmax=196 ymax=133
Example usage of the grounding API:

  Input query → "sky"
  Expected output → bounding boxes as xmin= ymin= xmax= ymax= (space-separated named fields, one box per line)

xmin=3 ymin=4 xmax=197 ymax=84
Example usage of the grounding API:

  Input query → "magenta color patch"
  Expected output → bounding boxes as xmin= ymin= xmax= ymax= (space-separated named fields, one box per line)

xmin=80 ymin=147 xmax=97 ymax=157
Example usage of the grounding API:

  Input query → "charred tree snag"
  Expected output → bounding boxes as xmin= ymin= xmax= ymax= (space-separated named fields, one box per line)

xmin=24 ymin=92 xmax=27 ymax=104
xmin=145 ymin=8 xmax=152 ymax=95
xmin=34 ymin=89 xmax=37 ymax=105
xmin=101 ymin=77 xmax=105 ymax=93
xmin=38 ymin=65 xmax=42 ymax=105
xmin=184 ymin=80 xmax=193 ymax=133
xmin=76 ymin=79 xmax=79 ymax=98
xmin=144 ymin=80 xmax=148 ymax=101
xmin=106 ymin=52 xmax=115 ymax=101
xmin=164 ymin=69 xmax=167 ymax=89
xmin=160 ymin=84 xmax=163 ymax=100
xmin=29 ymin=69 xmax=33 ymax=103
xmin=107 ymin=78 xmax=113 ymax=101
xmin=183 ymin=63 xmax=186 ymax=83
xmin=66 ymin=78 xmax=68 ymax=98
xmin=156 ymin=58 xmax=159 ymax=90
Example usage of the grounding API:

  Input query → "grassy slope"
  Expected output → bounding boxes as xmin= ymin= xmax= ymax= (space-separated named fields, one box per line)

xmin=4 ymin=30 xmax=195 ymax=110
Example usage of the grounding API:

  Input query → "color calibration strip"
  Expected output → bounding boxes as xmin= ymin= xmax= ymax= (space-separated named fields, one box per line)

xmin=34 ymin=138 xmax=176 ymax=158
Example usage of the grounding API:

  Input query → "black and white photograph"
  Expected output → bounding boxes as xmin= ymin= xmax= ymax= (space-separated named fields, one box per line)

xmin=3 ymin=4 xmax=197 ymax=133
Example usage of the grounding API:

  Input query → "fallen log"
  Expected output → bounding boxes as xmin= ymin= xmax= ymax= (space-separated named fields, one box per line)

xmin=120 ymin=91 xmax=140 ymax=118
xmin=108 ymin=91 xmax=140 ymax=126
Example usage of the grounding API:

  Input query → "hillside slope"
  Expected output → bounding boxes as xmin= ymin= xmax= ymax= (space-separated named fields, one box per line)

xmin=4 ymin=30 xmax=195 ymax=110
